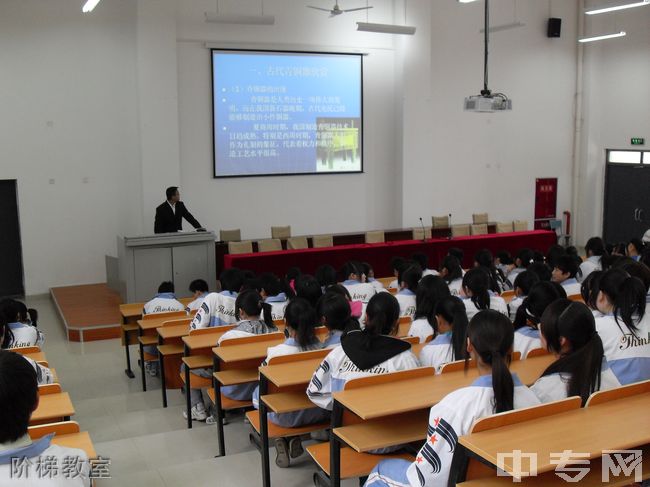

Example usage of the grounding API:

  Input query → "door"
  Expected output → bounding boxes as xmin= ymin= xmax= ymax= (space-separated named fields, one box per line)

xmin=603 ymin=151 xmax=650 ymax=244
xmin=0 ymin=180 xmax=25 ymax=296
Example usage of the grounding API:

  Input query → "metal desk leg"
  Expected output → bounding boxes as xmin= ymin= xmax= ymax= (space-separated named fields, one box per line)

xmin=123 ymin=324 xmax=135 ymax=379
xmin=259 ymin=375 xmax=271 ymax=487
xmin=184 ymin=344 xmax=192 ymax=429
xmin=138 ymin=329 xmax=147 ymax=392
xmin=214 ymin=355 xmax=226 ymax=456
xmin=330 ymin=400 xmax=343 ymax=487
xmin=159 ymin=335 xmax=167 ymax=408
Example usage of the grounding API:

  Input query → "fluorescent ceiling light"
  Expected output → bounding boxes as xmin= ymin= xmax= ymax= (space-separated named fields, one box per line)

xmin=204 ymin=12 xmax=275 ymax=25
xmin=479 ymin=21 xmax=526 ymax=33
xmin=578 ymin=30 xmax=626 ymax=42
xmin=82 ymin=0 xmax=101 ymax=13
xmin=585 ymin=0 xmax=649 ymax=15
xmin=356 ymin=22 xmax=416 ymax=35
xmin=458 ymin=0 xmax=479 ymax=3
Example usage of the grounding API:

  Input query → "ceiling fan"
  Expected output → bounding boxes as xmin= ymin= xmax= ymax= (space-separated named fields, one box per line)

xmin=307 ymin=1 xmax=373 ymax=17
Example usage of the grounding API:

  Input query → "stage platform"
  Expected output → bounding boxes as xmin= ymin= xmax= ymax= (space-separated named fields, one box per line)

xmin=50 ymin=283 xmax=123 ymax=342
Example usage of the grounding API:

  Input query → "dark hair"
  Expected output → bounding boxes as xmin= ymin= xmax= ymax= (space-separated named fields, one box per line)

xmin=284 ymin=298 xmax=319 ymax=349
xmin=365 ymin=293 xmax=401 ymax=336
xmin=390 ymin=256 xmax=405 ymax=274
xmin=0 ymin=307 xmax=14 ymax=349
xmin=554 ymin=255 xmax=579 ymax=279
xmin=325 ymin=284 xmax=352 ymax=301
xmin=474 ymin=249 xmax=503 ymax=293
xmin=580 ymin=271 xmax=602 ymax=311
xmin=398 ymin=264 xmax=422 ymax=292
xmin=259 ymin=273 xmax=283 ymax=297
xmin=628 ymin=238 xmax=645 ymax=256
xmin=495 ymin=251 xmax=514 ymax=266
xmin=448 ymin=247 xmax=464 ymax=264
xmin=527 ymin=262 xmax=552 ymax=282
xmin=166 ymin=186 xmax=178 ymax=200
xmin=467 ymin=310 xmax=515 ymax=413
xmin=566 ymin=246 xmax=579 ymax=257
xmin=286 ymin=267 xmax=302 ymax=282
xmin=220 ymin=268 xmax=244 ymax=293
xmin=411 ymin=253 xmax=429 ymax=271
xmin=585 ymin=237 xmax=606 ymax=257
xmin=340 ymin=261 xmax=362 ymax=282
xmin=189 ymin=279 xmax=209 ymax=294
xmin=618 ymin=261 xmax=650 ymax=293
xmin=414 ymin=275 xmax=451 ymax=328
xmin=27 ymin=309 xmax=38 ymax=328
xmin=513 ymin=281 xmax=566 ymax=330
xmin=14 ymin=301 xmax=28 ymax=323
xmin=0 ymin=351 xmax=38 ymax=443
xmin=598 ymin=268 xmax=646 ymax=334
xmin=435 ymin=296 xmax=469 ymax=361
xmin=515 ymin=248 xmax=534 ymax=269
xmin=359 ymin=262 xmax=374 ymax=279
xmin=294 ymin=275 xmax=323 ymax=309
xmin=440 ymin=255 xmax=463 ymax=284
xmin=546 ymin=245 xmax=567 ymax=269
xmin=462 ymin=268 xmax=491 ymax=311
xmin=315 ymin=265 xmax=337 ymax=288
xmin=157 ymin=281 xmax=174 ymax=294
xmin=317 ymin=292 xmax=357 ymax=332
xmin=513 ymin=270 xmax=540 ymax=296
xmin=532 ymin=251 xmax=546 ymax=263
xmin=641 ymin=247 xmax=650 ymax=268
xmin=609 ymin=242 xmax=627 ymax=256
xmin=234 ymin=289 xmax=274 ymax=327
xmin=540 ymin=300 xmax=605 ymax=406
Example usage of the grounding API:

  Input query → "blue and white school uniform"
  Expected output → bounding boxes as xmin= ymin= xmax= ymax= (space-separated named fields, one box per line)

xmin=342 ymin=280 xmax=377 ymax=303
xmin=506 ymin=267 xmax=525 ymax=288
xmin=422 ymin=269 xmax=439 ymax=277
xmin=560 ymin=278 xmax=581 ymax=296
xmin=388 ymin=279 xmax=398 ymax=290
xmin=395 ymin=289 xmax=417 ymax=318
xmin=531 ymin=358 xmax=621 ymax=403
xmin=143 ymin=292 xmax=185 ymax=315
xmin=185 ymin=292 xmax=208 ymax=313
xmin=263 ymin=293 xmax=288 ymax=321
xmin=462 ymin=295 xmax=508 ymax=321
xmin=364 ymin=374 xmax=540 ymax=487
xmin=6 ymin=322 xmax=44 ymax=348
xmin=0 ymin=434 xmax=91 ymax=486
xmin=514 ymin=326 xmax=541 ymax=358
xmin=23 ymin=355 xmax=54 ymax=385
xmin=189 ymin=291 xmax=238 ymax=330
xmin=368 ymin=278 xmax=385 ymax=291
xmin=418 ymin=332 xmax=454 ymax=373
xmin=323 ymin=329 xmax=344 ymax=349
xmin=408 ymin=318 xmax=435 ymax=344
xmin=595 ymin=313 xmax=650 ymax=385
xmin=252 ymin=338 xmax=327 ymax=427
xmin=578 ymin=256 xmax=602 ymax=283
xmin=508 ymin=296 xmax=524 ymax=322
xmin=446 ymin=278 xmax=463 ymax=297
xmin=307 ymin=333 xmax=420 ymax=411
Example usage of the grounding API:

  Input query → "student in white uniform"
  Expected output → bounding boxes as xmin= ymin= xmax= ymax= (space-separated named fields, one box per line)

xmin=259 ymin=273 xmax=289 ymax=321
xmin=419 ymin=296 xmax=468 ymax=373
xmin=340 ymin=262 xmax=377 ymax=304
xmin=578 ymin=237 xmax=606 ymax=283
xmin=142 ymin=281 xmax=185 ymax=315
xmin=360 ymin=262 xmax=385 ymax=291
xmin=307 ymin=292 xmax=420 ymax=412
xmin=315 ymin=264 xmax=337 ymax=293
xmin=595 ymin=268 xmax=650 ymax=384
xmin=513 ymin=281 xmax=566 ymax=358
xmin=411 ymin=253 xmax=439 ymax=277
xmin=552 ymin=255 xmax=582 ymax=296
xmin=617 ymin=261 xmax=650 ymax=315
xmin=185 ymin=279 xmax=209 ymax=313
xmin=460 ymin=269 xmax=508 ymax=320
xmin=506 ymin=248 xmax=534 ymax=288
xmin=184 ymin=289 xmax=276 ymax=423
xmin=0 ymin=300 xmax=45 ymax=349
xmin=251 ymin=298 xmax=327 ymax=468
xmin=495 ymin=251 xmax=515 ymax=282
xmin=439 ymin=255 xmax=463 ymax=297
xmin=0 ymin=351 xmax=91 ymax=486
xmin=580 ymin=271 xmax=604 ymax=317
xmin=364 ymin=310 xmax=540 ymax=487
xmin=0 ymin=318 xmax=53 ymax=385
xmin=294 ymin=274 xmax=323 ymax=310
xmin=317 ymin=291 xmax=360 ymax=348
xmin=387 ymin=257 xmax=406 ymax=290
xmin=408 ymin=275 xmax=450 ymax=343
xmin=395 ymin=264 xmax=421 ymax=318
xmin=627 ymin=238 xmax=645 ymax=262
xmin=189 ymin=268 xmax=244 ymax=329
xmin=474 ymin=249 xmax=507 ymax=293
xmin=531 ymin=300 xmax=620 ymax=405
xmin=509 ymin=271 xmax=540 ymax=321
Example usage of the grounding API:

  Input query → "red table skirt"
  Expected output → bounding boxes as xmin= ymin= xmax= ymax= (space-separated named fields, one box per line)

xmin=223 ymin=230 xmax=557 ymax=277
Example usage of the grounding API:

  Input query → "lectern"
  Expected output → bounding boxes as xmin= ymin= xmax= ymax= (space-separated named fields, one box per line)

xmin=116 ymin=231 xmax=217 ymax=302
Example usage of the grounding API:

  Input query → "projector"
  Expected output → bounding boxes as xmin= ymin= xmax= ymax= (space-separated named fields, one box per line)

xmin=464 ymin=95 xmax=512 ymax=112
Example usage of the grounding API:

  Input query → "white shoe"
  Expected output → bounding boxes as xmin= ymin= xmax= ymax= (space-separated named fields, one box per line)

xmin=206 ymin=414 xmax=228 ymax=425
xmin=182 ymin=403 xmax=208 ymax=422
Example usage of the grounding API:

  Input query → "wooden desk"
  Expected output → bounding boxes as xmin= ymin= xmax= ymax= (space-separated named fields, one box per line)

xmin=24 ymin=351 xmax=47 ymax=365
xmin=51 ymin=431 xmax=97 ymax=458
xmin=31 ymin=392 xmax=75 ymax=424
xmin=119 ymin=302 xmax=144 ymax=379
xmin=455 ymin=392 xmax=650 ymax=482
xmin=212 ymin=338 xmax=285 ymax=364
xmin=156 ymin=323 xmax=192 ymax=408
xmin=258 ymin=358 xmax=323 ymax=388
xmin=158 ymin=324 xmax=191 ymax=341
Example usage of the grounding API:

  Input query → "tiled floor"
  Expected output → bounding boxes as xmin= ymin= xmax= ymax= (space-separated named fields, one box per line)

xmin=29 ymin=295 xmax=358 ymax=487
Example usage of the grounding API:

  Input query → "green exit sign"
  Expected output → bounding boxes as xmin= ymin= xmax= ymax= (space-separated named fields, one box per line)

xmin=631 ymin=137 xmax=645 ymax=145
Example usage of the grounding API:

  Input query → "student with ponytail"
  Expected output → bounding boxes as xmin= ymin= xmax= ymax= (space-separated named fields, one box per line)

xmin=317 ymin=291 xmax=360 ymax=348
xmin=460 ymin=268 xmax=508 ymax=320
xmin=408 ymin=275 xmax=451 ymax=343
xmin=419 ymin=296 xmax=468 ymax=373
xmin=259 ymin=273 xmax=289 ymax=321
xmin=307 ymin=292 xmax=419 ymax=411
xmin=439 ymin=255 xmax=464 ymax=296
xmin=340 ymin=261 xmax=376 ymax=304
xmin=509 ymin=271 xmax=540 ymax=321
xmin=395 ymin=264 xmax=421 ymax=318
xmin=581 ymin=270 xmax=603 ymax=317
xmin=474 ymin=249 xmax=507 ymax=293
xmin=595 ymin=268 xmax=650 ymax=384
xmin=364 ymin=310 xmax=540 ymax=487
xmin=531 ymin=300 xmax=620 ymax=405
xmin=513 ymin=281 xmax=566 ymax=358
xmin=578 ymin=237 xmax=606 ymax=282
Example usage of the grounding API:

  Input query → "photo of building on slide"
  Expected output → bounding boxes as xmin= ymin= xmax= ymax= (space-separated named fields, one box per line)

xmin=316 ymin=117 xmax=361 ymax=172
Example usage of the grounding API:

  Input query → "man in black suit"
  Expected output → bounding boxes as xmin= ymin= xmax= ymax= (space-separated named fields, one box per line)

xmin=154 ymin=186 xmax=203 ymax=233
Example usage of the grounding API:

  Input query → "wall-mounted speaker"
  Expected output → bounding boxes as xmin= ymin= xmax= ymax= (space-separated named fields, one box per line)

xmin=547 ymin=18 xmax=562 ymax=38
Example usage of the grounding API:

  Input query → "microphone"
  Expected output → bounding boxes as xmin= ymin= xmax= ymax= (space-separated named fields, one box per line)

xmin=448 ymin=213 xmax=453 ymax=240
xmin=419 ymin=217 xmax=426 ymax=243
